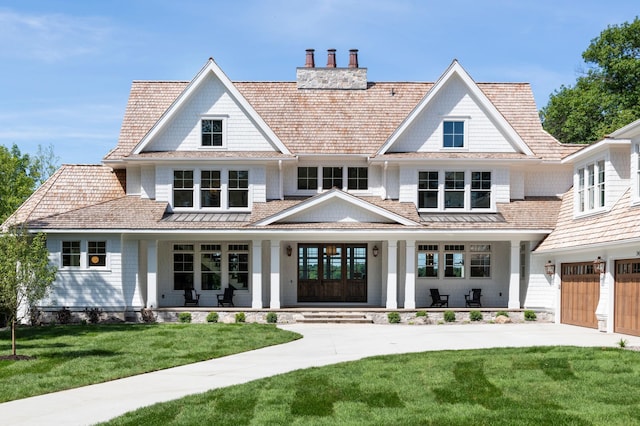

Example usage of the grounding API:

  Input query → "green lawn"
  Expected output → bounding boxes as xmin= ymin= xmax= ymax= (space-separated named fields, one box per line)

xmin=0 ymin=323 xmax=300 ymax=402
xmin=104 ymin=346 xmax=640 ymax=425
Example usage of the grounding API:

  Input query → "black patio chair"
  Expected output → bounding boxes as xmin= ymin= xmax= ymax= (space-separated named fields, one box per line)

xmin=429 ymin=288 xmax=449 ymax=308
xmin=184 ymin=288 xmax=200 ymax=307
xmin=217 ymin=285 xmax=236 ymax=307
xmin=465 ymin=288 xmax=482 ymax=308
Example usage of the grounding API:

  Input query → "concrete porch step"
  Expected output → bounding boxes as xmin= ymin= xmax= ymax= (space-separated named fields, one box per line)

xmin=297 ymin=313 xmax=373 ymax=324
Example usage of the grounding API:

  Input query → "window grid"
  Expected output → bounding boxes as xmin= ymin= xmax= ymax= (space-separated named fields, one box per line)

xmin=87 ymin=241 xmax=106 ymax=267
xmin=418 ymin=171 xmax=439 ymax=209
xmin=62 ymin=241 xmax=81 ymax=267
xmin=173 ymin=170 xmax=194 ymax=208
xmin=417 ymin=244 xmax=439 ymax=278
xmin=322 ymin=167 xmax=343 ymax=190
xmin=228 ymin=170 xmax=249 ymax=208
xmin=471 ymin=171 xmax=491 ymax=208
xmin=201 ymin=244 xmax=221 ymax=291
xmin=444 ymin=172 xmax=465 ymax=208
xmin=201 ymin=119 xmax=223 ymax=147
xmin=200 ymin=170 xmax=221 ymax=208
xmin=228 ymin=244 xmax=250 ymax=290
xmin=443 ymin=121 xmax=464 ymax=148
xmin=297 ymin=167 xmax=318 ymax=190
xmin=173 ymin=244 xmax=194 ymax=291
xmin=347 ymin=167 xmax=368 ymax=190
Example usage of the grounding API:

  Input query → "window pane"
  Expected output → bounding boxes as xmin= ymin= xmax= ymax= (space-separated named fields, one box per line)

xmin=418 ymin=252 xmax=438 ymax=277
xmin=202 ymin=119 xmax=223 ymax=146
xmin=173 ymin=170 xmax=193 ymax=208
xmin=297 ymin=167 xmax=318 ymax=190
xmin=299 ymin=246 xmax=319 ymax=280
xmin=347 ymin=167 xmax=367 ymax=190
xmin=173 ymin=251 xmax=194 ymax=290
xmin=443 ymin=120 xmax=464 ymax=148
xmin=418 ymin=171 xmax=439 ymax=208
xmin=322 ymin=167 xmax=343 ymax=190
xmin=419 ymin=191 xmax=438 ymax=208
xmin=229 ymin=246 xmax=249 ymax=290
xmin=445 ymin=191 xmax=464 ymax=208
xmin=88 ymin=241 xmax=106 ymax=267
xmin=201 ymin=170 xmax=221 ymax=207
xmin=229 ymin=170 xmax=249 ymax=208
xmin=444 ymin=252 xmax=465 ymax=278
xmin=201 ymin=251 xmax=221 ymax=290
xmin=62 ymin=241 xmax=81 ymax=267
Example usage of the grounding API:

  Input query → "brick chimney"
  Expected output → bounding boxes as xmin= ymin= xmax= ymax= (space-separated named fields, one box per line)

xmin=296 ymin=48 xmax=367 ymax=90
xmin=305 ymin=49 xmax=315 ymax=68
xmin=326 ymin=49 xmax=337 ymax=67
xmin=348 ymin=49 xmax=358 ymax=68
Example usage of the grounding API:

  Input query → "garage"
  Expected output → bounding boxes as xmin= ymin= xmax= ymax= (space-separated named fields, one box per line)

xmin=560 ymin=262 xmax=599 ymax=329
xmin=615 ymin=259 xmax=640 ymax=336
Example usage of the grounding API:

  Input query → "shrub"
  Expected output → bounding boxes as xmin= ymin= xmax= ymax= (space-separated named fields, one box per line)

xmin=415 ymin=311 xmax=427 ymax=317
xmin=266 ymin=312 xmax=278 ymax=324
xmin=524 ymin=310 xmax=537 ymax=321
xmin=141 ymin=308 xmax=156 ymax=323
xmin=84 ymin=307 xmax=102 ymax=324
xmin=178 ymin=312 xmax=192 ymax=323
xmin=618 ymin=338 xmax=628 ymax=348
xmin=496 ymin=311 xmax=509 ymax=317
xmin=387 ymin=312 xmax=401 ymax=324
xmin=444 ymin=310 xmax=456 ymax=323
xmin=235 ymin=312 xmax=246 ymax=323
xmin=469 ymin=310 xmax=483 ymax=322
xmin=206 ymin=312 xmax=219 ymax=323
xmin=56 ymin=307 xmax=72 ymax=324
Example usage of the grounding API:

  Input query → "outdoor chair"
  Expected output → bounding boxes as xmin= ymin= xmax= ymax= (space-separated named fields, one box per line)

xmin=217 ymin=285 xmax=236 ymax=307
xmin=465 ymin=288 xmax=482 ymax=308
xmin=429 ymin=288 xmax=449 ymax=308
xmin=184 ymin=288 xmax=200 ymax=307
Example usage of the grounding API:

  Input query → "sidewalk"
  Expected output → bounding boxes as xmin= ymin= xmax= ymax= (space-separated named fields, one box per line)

xmin=0 ymin=323 xmax=633 ymax=425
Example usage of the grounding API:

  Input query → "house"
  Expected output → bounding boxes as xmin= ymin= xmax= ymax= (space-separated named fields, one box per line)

xmin=534 ymin=118 xmax=640 ymax=336
xmin=5 ymin=48 xmax=594 ymax=323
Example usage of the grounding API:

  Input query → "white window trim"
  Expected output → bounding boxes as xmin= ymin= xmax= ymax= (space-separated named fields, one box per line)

xmin=633 ymin=143 xmax=640 ymax=206
xmin=574 ymin=158 xmax=607 ymax=217
xmin=440 ymin=117 xmax=470 ymax=151
xmin=416 ymin=242 xmax=492 ymax=280
xmin=292 ymin=166 xmax=370 ymax=195
xmin=199 ymin=116 xmax=228 ymax=149
xmin=60 ymin=240 xmax=110 ymax=271
xmin=171 ymin=167 xmax=251 ymax=212
xmin=416 ymin=169 xmax=494 ymax=212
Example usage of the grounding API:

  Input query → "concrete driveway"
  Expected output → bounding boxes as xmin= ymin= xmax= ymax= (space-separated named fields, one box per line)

xmin=0 ymin=323 xmax=634 ymax=426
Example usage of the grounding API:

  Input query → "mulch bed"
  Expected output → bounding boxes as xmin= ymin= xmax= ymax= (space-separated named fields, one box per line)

xmin=0 ymin=355 xmax=35 ymax=361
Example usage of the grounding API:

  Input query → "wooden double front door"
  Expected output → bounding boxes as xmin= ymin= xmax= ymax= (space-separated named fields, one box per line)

xmin=297 ymin=243 xmax=368 ymax=303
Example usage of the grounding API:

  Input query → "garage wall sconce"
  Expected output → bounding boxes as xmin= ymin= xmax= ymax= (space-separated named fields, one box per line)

xmin=286 ymin=245 xmax=292 ymax=257
xmin=544 ymin=260 xmax=555 ymax=276
xmin=372 ymin=245 xmax=379 ymax=257
xmin=593 ymin=256 xmax=606 ymax=274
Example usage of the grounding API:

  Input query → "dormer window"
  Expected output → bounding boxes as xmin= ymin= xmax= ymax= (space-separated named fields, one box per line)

xmin=201 ymin=119 xmax=224 ymax=147
xmin=443 ymin=120 xmax=465 ymax=148
xmin=577 ymin=160 xmax=605 ymax=213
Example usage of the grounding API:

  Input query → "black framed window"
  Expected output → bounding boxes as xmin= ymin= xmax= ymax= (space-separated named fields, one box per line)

xmin=201 ymin=119 xmax=223 ymax=146
xmin=201 ymin=170 xmax=221 ymax=208
xmin=418 ymin=171 xmax=439 ymax=208
xmin=297 ymin=167 xmax=317 ymax=190
xmin=88 ymin=241 xmax=106 ymax=267
xmin=173 ymin=170 xmax=194 ymax=208
xmin=443 ymin=120 xmax=464 ymax=148
xmin=228 ymin=170 xmax=249 ymax=208
xmin=322 ymin=167 xmax=343 ymax=190
xmin=62 ymin=241 xmax=81 ymax=267
xmin=347 ymin=167 xmax=368 ymax=190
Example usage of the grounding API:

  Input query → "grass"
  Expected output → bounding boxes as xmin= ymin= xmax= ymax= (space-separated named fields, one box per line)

xmin=0 ymin=323 xmax=300 ymax=402
xmin=103 ymin=346 xmax=640 ymax=425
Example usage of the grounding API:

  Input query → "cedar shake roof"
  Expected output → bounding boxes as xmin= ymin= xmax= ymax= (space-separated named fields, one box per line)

xmin=2 ymin=165 xmax=126 ymax=229
xmin=535 ymin=189 xmax=640 ymax=252
xmin=105 ymin=79 xmax=581 ymax=162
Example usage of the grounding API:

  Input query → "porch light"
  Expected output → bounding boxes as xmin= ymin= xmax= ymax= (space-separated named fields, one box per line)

xmin=326 ymin=245 xmax=337 ymax=256
xmin=544 ymin=260 xmax=555 ymax=276
xmin=286 ymin=245 xmax=292 ymax=257
xmin=594 ymin=256 xmax=606 ymax=274
xmin=372 ymin=245 xmax=379 ymax=257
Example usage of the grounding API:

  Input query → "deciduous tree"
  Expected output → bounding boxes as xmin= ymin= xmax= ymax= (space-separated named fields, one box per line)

xmin=0 ymin=227 xmax=57 ymax=358
xmin=541 ymin=18 xmax=640 ymax=144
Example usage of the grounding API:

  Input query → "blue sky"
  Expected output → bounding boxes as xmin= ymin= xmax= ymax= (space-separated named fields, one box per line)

xmin=0 ymin=0 xmax=637 ymax=165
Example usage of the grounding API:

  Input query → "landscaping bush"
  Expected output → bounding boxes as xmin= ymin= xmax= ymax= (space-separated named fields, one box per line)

xmin=387 ymin=312 xmax=401 ymax=323
xmin=496 ymin=311 xmax=509 ymax=317
xmin=524 ymin=310 xmax=537 ymax=321
xmin=469 ymin=310 xmax=483 ymax=321
xmin=56 ymin=307 xmax=72 ymax=324
xmin=206 ymin=312 xmax=219 ymax=323
xmin=178 ymin=312 xmax=192 ymax=323
xmin=266 ymin=312 xmax=278 ymax=324
xmin=444 ymin=310 xmax=456 ymax=322
xmin=235 ymin=312 xmax=246 ymax=323
xmin=415 ymin=311 xmax=427 ymax=318
xmin=85 ymin=307 xmax=102 ymax=324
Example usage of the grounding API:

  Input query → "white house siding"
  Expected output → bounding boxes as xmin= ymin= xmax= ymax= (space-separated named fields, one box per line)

xmin=145 ymin=74 xmax=277 ymax=153
xmin=126 ymin=166 xmax=141 ymax=196
xmin=398 ymin=166 xmax=417 ymax=204
xmin=608 ymin=147 xmax=630 ymax=207
xmin=524 ymin=165 xmax=572 ymax=197
xmin=43 ymin=235 xmax=125 ymax=310
xmin=384 ymin=163 xmax=400 ymax=200
xmin=265 ymin=163 xmax=280 ymax=200
xmin=510 ymin=168 xmax=525 ymax=200
xmin=390 ymin=75 xmax=519 ymax=154
xmin=121 ymin=238 xmax=144 ymax=310
xmin=286 ymin=198 xmax=393 ymax=223
xmin=141 ymin=166 xmax=156 ymax=200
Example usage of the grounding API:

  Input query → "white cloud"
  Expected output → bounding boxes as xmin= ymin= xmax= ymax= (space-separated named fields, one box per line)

xmin=0 ymin=9 xmax=113 ymax=62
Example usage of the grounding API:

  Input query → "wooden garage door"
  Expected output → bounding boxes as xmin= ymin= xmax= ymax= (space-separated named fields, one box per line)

xmin=560 ymin=262 xmax=599 ymax=328
xmin=615 ymin=259 xmax=640 ymax=336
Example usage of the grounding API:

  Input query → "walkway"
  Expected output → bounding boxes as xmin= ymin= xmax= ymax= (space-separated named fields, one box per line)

xmin=0 ymin=323 xmax=634 ymax=425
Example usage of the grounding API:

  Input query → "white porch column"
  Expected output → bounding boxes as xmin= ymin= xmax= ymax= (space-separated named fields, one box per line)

xmin=596 ymin=257 xmax=613 ymax=333
xmin=404 ymin=240 xmax=416 ymax=309
xmin=270 ymin=241 xmax=281 ymax=309
xmin=386 ymin=240 xmax=398 ymax=309
xmin=146 ymin=240 xmax=158 ymax=309
xmin=251 ymin=240 xmax=263 ymax=309
xmin=508 ymin=240 xmax=521 ymax=309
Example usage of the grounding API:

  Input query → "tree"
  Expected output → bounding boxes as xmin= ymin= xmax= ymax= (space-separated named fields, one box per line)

xmin=0 ymin=227 xmax=57 ymax=358
xmin=541 ymin=17 xmax=640 ymax=144
xmin=0 ymin=143 xmax=59 ymax=223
